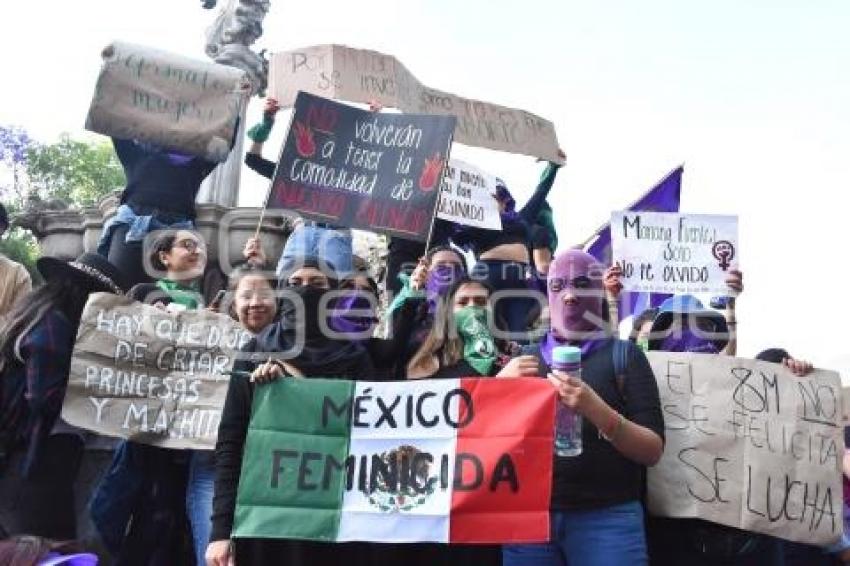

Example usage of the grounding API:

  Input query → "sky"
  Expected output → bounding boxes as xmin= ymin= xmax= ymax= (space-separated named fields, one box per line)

xmin=1 ymin=0 xmax=847 ymax=379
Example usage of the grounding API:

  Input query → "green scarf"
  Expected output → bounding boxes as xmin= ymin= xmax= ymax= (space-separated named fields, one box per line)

xmin=454 ymin=306 xmax=497 ymax=375
xmin=156 ymin=279 xmax=203 ymax=310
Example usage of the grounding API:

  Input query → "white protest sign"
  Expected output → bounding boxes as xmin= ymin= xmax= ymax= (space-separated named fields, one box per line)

xmin=267 ymin=44 xmax=563 ymax=163
xmin=85 ymin=41 xmax=251 ymax=162
xmin=611 ymin=211 xmax=738 ymax=295
xmin=436 ymin=159 xmax=501 ymax=230
xmin=646 ymin=352 xmax=843 ymax=545
xmin=62 ymin=293 xmax=253 ymax=450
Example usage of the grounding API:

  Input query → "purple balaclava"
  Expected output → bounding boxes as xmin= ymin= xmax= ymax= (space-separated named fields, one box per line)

xmin=425 ymin=263 xmax=464 ymax=315
xmin=328 ymin=293 xmax=378 ymax=337
xmin=542 ymin=250 xmax=607 ymax=364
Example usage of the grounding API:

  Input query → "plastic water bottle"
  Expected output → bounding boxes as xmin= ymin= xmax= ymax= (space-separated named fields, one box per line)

xmin=552 ymin=345 xmax=583 ymax=457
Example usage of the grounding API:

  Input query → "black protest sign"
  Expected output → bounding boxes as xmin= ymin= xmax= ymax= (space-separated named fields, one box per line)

xmin=268 ymin=91 xmax=456 ymax=241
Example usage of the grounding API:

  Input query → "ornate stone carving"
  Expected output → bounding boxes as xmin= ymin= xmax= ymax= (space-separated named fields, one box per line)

xmin=197 ymin=0 xmax=270 ymax=207
xmin=204 ymin=0 xmax=270 ymax=94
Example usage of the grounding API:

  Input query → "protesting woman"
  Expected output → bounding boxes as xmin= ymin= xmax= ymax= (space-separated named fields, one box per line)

xmin=451 ymin=152 xmax=565 ymax=338
xmin=98 ymin=138 xmax=225 ymax=286
xmin=503 ymin=249 xmax=664 ymax=566
xmin=226 ymin=263 xmax=278 ymax=336
xmin=330 ymin=270 xmax=419 ymax=380
xmin=371 ymin=276 xmax=535 ymax=566
xmin=406 ymin=276 xmax=538 ymax=382
xmin=91 ymin=230 xmax=214 ymax=565
xmin=386 ymin=245 xmax=468 ymax=377
xmin=207 ymin=255 xmax=374 ymax=566
xmin=0 ymin=253 xmax=126 ymax=540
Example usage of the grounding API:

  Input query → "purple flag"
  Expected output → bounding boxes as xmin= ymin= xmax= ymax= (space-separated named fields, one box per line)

xmin=585 ymin=166 xmax=683 ymax=321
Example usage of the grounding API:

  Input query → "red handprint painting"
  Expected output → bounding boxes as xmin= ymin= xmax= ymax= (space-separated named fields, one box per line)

xmin=418 ymin=152 xmax=443 ymax=192
xmin=293 ymin=121 xmax=316 ymax=158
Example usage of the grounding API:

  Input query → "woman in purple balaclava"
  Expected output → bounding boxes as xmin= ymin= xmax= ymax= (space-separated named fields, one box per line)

xmin=502 ymin=249 xmax=665 ymax=566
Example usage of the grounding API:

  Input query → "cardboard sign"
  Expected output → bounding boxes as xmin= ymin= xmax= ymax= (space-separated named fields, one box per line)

xmin=85 ymin=41 xmax=251 ymax=162
xmin=612 ymin=211 xmax=739 ymax=295
xmin=233 ymin=378 xmax=555 ymax=543
xmin=646 ymin=352 xmax=843 ymax=545
xmin=267 ymin=45 xmax=563 ymax=164
xmin=61 ymin=293 xmax=253 ymax=449
xmin=268 ymin=91 xmax=456 ymax=241
xmin=436 ymin=159 xmax=501 ymax=230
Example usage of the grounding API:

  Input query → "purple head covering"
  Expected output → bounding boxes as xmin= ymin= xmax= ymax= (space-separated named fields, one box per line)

xmin=541 ymin=250 xmax=609 ymax=364
xmin=134 ymin=140 xmax=195 ymax=165
xmin=328 ymin=293 xmax=378 ymax=338
xmin=425 ymin=264 xmax=464 ymax=314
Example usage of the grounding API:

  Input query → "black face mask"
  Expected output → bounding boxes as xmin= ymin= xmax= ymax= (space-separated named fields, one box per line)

xmin=279 ymin=285 xmax=329 ymax=339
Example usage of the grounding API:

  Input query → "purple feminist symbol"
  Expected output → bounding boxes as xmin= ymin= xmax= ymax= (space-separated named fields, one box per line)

xmin=712 ymin=240 xmax=735 ymax=271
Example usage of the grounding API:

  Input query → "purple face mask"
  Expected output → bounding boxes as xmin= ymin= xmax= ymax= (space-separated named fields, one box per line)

xmin=328 ymin=294 xmax=378 ymax=337
xmin=659 ymin=329 xmax=720 ymax=354
xmin=425 ymin=264 xmax=463 ymax=314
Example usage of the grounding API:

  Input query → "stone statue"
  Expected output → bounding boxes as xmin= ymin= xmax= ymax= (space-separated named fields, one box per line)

xmin=196 ymin=0 xmax=271 ymax=207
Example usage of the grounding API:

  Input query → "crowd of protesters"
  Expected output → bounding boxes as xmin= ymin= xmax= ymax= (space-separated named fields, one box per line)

xmin=0 ymin=92 xmax=847 ymax=566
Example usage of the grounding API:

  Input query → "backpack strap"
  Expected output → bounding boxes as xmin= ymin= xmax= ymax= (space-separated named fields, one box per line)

xmin=612 ymin=339 xmax=634 ymax=401
xmin=520 ymin=344 xmax=547 ymax=376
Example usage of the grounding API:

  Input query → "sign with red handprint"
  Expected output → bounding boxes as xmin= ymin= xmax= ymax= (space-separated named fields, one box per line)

xmin=269 ymin=91 xmax=456 ymax=241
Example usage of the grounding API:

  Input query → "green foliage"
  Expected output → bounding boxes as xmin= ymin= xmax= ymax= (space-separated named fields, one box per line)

xmin=25 ymin=134 xmax=125 ymax=207
xmin=0 ymin=227 xmax=42 ymax=284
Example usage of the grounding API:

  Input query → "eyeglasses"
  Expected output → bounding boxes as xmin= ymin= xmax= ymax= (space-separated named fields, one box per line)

xmin=174 ymin=239 xmax=205 ymax=253
xmin=548 ymin=276 xmax=592 ymax=292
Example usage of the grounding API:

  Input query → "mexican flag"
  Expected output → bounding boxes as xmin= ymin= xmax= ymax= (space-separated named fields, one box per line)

xmin=232 ymin=377 xmax=556 ymax=544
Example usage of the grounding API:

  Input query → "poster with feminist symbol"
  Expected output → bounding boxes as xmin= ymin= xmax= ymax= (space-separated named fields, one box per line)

xmin=612 ymin=211 xmax=739 ymax=295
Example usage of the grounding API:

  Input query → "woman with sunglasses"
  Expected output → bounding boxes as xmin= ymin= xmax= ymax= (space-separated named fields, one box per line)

xmin=503 ymin=249 xmax=664 ymax=566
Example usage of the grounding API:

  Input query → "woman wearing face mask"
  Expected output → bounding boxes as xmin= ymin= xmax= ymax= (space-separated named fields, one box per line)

xmin=503 ymin=250 xmax=664 ymax=566
xmin=451 ymin=153 xmax=564 ymax=339
xmin=329 ymin=272 xmax=419 ymax=381
xmin=379 ymin=276 xmax=532 ymax=566
xmin=386 ymin=246 xmax=468 ymax=378
xmin=207 ymin=255 xmax=375 ymax=566
xmin=406 ymin=277 xmax=538 ymax=381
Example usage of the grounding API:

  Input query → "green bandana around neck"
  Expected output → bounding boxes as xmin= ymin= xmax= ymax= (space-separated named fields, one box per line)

xmin=454 ymin=306 xmax=497 ymax=375
xmin=157 ymin=279 xmax=203 ymax=310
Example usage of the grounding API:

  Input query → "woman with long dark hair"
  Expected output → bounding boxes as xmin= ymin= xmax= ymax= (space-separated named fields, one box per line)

xmin=0 ymin=253 xmax=126 ymax=540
